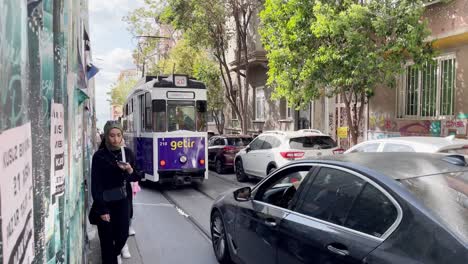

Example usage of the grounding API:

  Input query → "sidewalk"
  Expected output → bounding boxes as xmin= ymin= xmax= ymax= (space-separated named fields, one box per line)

xmin=87 ymin=225 xmax=144 ymax=264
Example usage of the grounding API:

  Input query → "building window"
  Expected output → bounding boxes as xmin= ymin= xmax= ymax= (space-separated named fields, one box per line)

xmin=255 ymin=86 xmax=265 ymax=120
xmin=280 ymin=99 xmax=293 ymax=120
xmin=397 ymin=55 xmax=456 ymax=118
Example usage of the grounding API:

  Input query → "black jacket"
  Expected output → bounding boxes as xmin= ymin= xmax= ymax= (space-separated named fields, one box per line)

xmin=91 ymin=147 xmax=142 ymax=215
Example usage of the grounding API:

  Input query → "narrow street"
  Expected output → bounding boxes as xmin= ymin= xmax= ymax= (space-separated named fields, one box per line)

xmin=129 ymin=171 xmax=257 ymax=264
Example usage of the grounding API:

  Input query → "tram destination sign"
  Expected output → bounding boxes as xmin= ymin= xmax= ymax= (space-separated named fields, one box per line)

xmin=167 ymin=91 xmax=195 ymax=99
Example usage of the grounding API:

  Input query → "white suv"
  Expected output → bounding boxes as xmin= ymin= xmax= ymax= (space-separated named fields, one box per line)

xmin=234 ymin=130 xmax=342 ymax=181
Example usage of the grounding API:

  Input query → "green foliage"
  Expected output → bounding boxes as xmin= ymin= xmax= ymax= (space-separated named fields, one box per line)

xmin=194 ymin=57 xmax=224 ymax=112
xmin=260 ymin=0 xmax=434 ymax=107
xmin=124 ymin=1 xmax=166 ymax=68
xmin=107 ymin=78 xmax=138 ymax=106
xmin=159 ymin=0 xmax=230 ymax=51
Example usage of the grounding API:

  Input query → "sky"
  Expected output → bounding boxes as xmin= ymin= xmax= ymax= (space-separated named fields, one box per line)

xmin=89 ymin=0 xmax=144 ymax=130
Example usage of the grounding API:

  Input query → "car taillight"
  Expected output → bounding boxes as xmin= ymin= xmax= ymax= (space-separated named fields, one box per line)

xmin=223 ymin=146 xmax=236 ymax=153
xmin=280 ymin=151 xmax=305 ymax=160
xmin=333 ymin=148 xmax=345 ymax=155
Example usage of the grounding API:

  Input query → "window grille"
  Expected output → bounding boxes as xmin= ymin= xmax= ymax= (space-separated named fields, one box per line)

xmin=397 ymin=55 xmax=455 ymax=118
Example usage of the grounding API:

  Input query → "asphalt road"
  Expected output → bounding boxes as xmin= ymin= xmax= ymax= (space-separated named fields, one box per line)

xmin=128 ymin=171 xmax=258 ymax=264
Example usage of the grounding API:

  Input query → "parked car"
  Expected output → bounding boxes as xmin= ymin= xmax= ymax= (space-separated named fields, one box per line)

xmin=234 ymin=130 xmax=342 ymax=181
xmin=208 ymin=135 xmax=253 ymax=174
xmin=210 ymin=152 xmax=468 ymax=264
xmin=345 ymin=136 xmax=468 ymax=154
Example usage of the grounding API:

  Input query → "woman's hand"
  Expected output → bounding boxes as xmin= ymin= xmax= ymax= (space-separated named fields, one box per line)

xmin=117 ymin=162 xmax=134 ymax=174
xmin=100 ymin=214 xmax=110 ymax=222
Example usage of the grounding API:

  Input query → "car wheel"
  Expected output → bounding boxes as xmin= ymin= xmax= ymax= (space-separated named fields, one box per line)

xmin=267 ymin=165 xmax=276 ymax=175
xmin=211 ymin=210 xmax=232 ymax=264
xmin=215 ymin=159 xmax=224 ymax=174
xmin=235 ymin=159 xmax=248 ymax=182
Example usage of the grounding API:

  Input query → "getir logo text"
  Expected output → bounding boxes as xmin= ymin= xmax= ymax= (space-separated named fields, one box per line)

xmin=171 ymin=138 xmax=196 ymax=150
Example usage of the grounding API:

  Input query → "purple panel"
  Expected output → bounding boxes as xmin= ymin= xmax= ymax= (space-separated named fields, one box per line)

xmin=136 ymin=137 xmax=154 ymax=175
xmin=158 ymin=137 xmax=206 ymax=170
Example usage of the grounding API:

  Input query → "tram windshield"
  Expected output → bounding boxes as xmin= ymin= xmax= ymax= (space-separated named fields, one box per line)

xmin=168 ymin=101 xmax=196 ymax=131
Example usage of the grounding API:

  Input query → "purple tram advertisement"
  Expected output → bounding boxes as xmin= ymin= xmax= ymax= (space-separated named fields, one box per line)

xmin=157 ymin=137 xmax=207 ymax=185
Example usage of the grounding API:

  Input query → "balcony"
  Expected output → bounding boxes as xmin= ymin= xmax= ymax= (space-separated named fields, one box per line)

xmin=229 ymin=50 xmax=268 ymax=71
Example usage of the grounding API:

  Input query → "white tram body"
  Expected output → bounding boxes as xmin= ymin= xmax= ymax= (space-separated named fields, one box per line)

xmin=122 ymin=75 xmax=208 ymax=185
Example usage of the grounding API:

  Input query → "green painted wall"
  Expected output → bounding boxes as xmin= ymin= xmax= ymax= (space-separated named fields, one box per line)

xmin=0 ymin=0 xmax=95 ymax=263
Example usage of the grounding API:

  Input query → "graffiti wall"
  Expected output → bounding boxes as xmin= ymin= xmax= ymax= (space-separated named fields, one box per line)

xmin=0 ymin=0 xmax=95 ymax=263
xmin=368 ymin=111 xmax=468 ymax=140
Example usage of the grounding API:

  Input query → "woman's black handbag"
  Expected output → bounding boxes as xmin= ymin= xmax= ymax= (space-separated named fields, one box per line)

xmin=102 ymin=185 xmax=127 ymax=202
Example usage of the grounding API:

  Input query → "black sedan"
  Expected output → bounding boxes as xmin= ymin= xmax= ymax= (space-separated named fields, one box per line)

xmin=210 ymin=152 xmax=468 ymax=264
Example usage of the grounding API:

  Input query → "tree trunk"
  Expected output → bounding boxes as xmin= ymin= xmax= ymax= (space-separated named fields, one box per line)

xmin=212 ymin=110 xmax=225 ymax=135
xmin=342 ymin=90 xmax=366 ymax=146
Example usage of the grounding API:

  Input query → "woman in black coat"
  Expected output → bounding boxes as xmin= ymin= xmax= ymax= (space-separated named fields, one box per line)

xmin=90 ymin=120 xmax=141 ymax=264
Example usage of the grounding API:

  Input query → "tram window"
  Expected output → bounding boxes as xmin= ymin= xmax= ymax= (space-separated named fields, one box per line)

xmin=152 ymin=100 xmax=166 ymax=132
xmin=139 ymin=95 xmax=145 ymax=131
xmin=145 ymin=93 xmax=152 ymax=131
xmin=196 ymin=100 xmax=207 ymax=132
xmin=167 ymin=101 xmax=196 ymax=132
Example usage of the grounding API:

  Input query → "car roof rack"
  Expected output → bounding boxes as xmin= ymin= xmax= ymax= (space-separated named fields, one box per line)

xmin=263 ymin=130 xmax=287 ymax=136
xmin=297 ymin=129 xmax=323 ymax=134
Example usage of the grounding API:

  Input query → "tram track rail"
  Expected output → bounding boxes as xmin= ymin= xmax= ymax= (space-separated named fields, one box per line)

xmin=160 ymin=187 xmax=213 ymax=241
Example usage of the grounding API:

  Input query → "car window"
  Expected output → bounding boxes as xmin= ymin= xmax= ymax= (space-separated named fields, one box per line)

xmin=249 ymin=136 xmax=265 ymax=150
xmin=296 ymin=167 xmax=365 ymax=226
xmin=344 ymin=183 xmax=398 ymax=238
xmin=382 ymin=143 xmax=415 ymax=152
xmin=214 ymin=138 xmax=225 ymax=146
xmin=289 ymin=136 xmax=337 ymax=150
xmin=256 ymin=166 xmax=314 ymax=209
xmin=262 ymin=136 xmax=281 ymax=150
xmin=208 ymin=137 xmax=216 ymax=146
xmin=351 ymin=143 xmax=380 ymax=153
xmin=227 ymin=137 xmax=252 ymax=147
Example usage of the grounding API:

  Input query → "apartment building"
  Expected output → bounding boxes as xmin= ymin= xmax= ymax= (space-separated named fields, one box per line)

xmin=367 ymin=0 xmax=468 ymax=141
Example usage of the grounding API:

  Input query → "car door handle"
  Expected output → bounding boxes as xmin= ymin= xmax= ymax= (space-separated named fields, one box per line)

xmin=327 ymin=244 xmax=349 ymax=256
xmin=264 ymin=218 xmax=277 ymax=227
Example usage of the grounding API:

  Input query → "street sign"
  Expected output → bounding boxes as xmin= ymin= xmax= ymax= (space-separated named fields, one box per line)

xmin=337 ymin=127 xmax=349 ymax=139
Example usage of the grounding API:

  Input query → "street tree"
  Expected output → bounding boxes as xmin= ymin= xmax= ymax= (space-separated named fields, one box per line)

xmin=260 ymin=0 xmax=434 ymax=144
xmin=107 ymin=77 xmax=138 ymax=106
xmin=124 ymin=2 xmax=178 ymax=75
xmin=160 ymin=0 xmax=261 ymax=134
xmin=194 ymin=58 xmax=225 ymax=134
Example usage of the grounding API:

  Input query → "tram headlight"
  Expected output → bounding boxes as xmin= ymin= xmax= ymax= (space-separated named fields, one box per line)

xmin=179 ymin=155 xmax=187 ymax=164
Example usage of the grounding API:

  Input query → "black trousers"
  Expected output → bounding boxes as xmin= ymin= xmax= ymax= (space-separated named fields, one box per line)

xmin=97 ymin=199 xmax=129 ymax=264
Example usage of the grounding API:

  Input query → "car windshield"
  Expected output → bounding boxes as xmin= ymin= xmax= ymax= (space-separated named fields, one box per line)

xmin=289 ymin=136 xmax=337 ymax=150
xmin=400 ymin=172 xmax=468 ymax=242
xmin=227 ymin=137 xmax=252 ymax=147
xmin=167 ymin=101 xmax=196 ymax=132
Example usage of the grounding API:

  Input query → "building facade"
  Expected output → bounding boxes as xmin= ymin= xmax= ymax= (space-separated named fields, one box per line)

xmin=224 ymin=0 xmax=468 ymax=147
xmin=0 ymin=0 xmax=96 ymax=263
xmin=367 ymin=0 xmax=468 ymax=141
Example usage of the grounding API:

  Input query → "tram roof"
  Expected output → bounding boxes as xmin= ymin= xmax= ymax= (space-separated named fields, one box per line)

xmin=137 ymin=74 xmax=206 ymax=89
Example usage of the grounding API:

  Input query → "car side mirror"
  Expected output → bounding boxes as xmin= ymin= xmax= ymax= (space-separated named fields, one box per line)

xmin=234 ymin=187 xmax=252 ymax=202
xmin=245 ymin=146 xmax=251 ymax=153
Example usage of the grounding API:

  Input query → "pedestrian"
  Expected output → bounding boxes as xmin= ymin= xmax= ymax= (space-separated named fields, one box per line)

xmin=89 ymin=120 xmax=142 ymax=264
